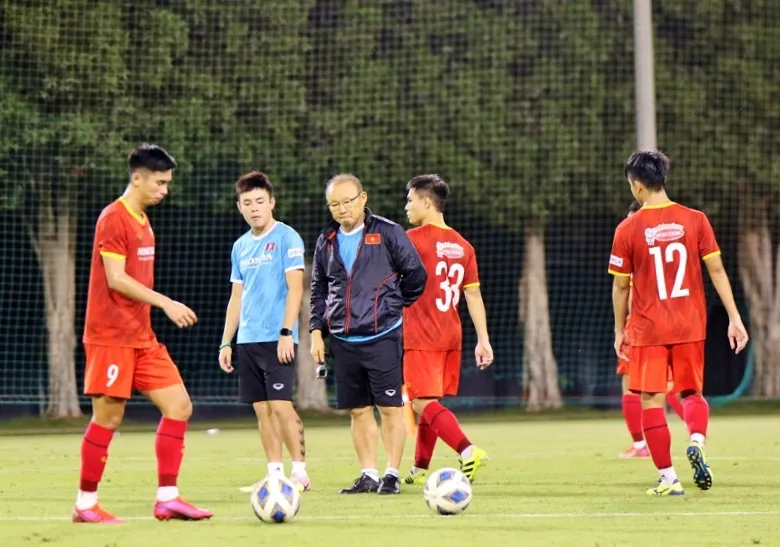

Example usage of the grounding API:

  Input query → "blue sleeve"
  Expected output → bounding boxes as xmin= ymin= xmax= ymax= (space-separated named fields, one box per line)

xmin=283 ymin=230 xmax=306 ymax=272
xmin=230 ymin=242 xmax=243 ymax=282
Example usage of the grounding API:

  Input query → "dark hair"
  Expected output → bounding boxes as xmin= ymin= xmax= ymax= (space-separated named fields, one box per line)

xmin=406 ymin=174 xmax=450 ymax=212
xmin=128 ymin=143 xmax=177 ymax=173
xmin=628 ymin=200 xmax=642 ymax=214
xmin=624 ymin=150 xmax=670 ymax=191
xmin=235 ymin=171 xmax=274 ymax=198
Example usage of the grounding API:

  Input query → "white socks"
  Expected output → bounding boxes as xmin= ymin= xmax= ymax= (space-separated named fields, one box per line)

xmin=633 ymin=440 xmax=647 ymax=450
xmin=75 ymin=490 xmax=98 ymax=511
xmin=460 ymin=445 xmax=474 ymax=459
xmin=690 ymin=433 xmax=705 ymax=446
xmin=157 ymin=486 xmax=179 ymax=502
xmin=362 ymin=468 xmax=379 ymax=482
xmin=659 ymin=466 xmax=678 ymax=485
xmin=291 ymin=461 xmax=307 ymax=476
xmin=384 ymin=467 xmax=400 ymax=479
xmin=267 ymin=462 xmax=284 ymax=477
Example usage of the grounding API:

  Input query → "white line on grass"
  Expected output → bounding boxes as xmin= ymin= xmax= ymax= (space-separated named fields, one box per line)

xmin=3 ymin=510 xmax=780 ymax=522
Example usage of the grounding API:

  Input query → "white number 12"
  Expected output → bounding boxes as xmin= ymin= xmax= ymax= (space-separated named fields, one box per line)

xmin=649 ymin=242 xmax=690 ymax=300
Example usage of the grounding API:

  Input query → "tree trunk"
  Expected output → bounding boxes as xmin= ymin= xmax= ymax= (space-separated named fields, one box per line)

xmin=29 ymin=185 xmax=82 ymax=418
xmin=294 ymin=259 xmax=331 ymax=411
xmin=518 ymin=227 xmax=562 ymax=411
xmin=737 ymin=192 xmax=780 ymax=397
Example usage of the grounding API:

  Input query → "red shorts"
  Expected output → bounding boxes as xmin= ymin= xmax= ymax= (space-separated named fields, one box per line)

xmin=628 ymin=341 xmax=704 ymax=394
xmin=83 ymin=343 xmax=183 ymax=399
xmin=616 ymin=346 xmax=673 ymax=383
xmin=403 ymin=350 xmax=461 ymax=400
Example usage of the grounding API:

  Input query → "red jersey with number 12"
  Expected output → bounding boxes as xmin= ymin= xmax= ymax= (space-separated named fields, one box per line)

xmin=608 ymin=202 xmax=720 ymax=347
xmin=403 ymin=224 xmax=480 ymax=351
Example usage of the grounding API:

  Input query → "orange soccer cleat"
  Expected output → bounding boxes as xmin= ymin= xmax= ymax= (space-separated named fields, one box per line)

xmin=72 ymin=504 xmax=125 ymax=524
xmin=619 ymin=445 xmax=650 ymax=459
xmin=153 ymin=497 xmax=213 ymax=521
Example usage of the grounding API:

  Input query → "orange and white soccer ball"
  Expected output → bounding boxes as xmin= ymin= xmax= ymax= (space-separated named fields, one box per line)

xmin=423 ymin=468 xmax=472 ymax=515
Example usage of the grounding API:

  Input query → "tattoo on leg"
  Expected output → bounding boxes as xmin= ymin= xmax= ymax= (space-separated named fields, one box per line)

xmin=296 ymin=418 xmax=306 ymax=458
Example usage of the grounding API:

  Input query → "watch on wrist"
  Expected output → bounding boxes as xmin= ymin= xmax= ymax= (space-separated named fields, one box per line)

xmin=279 ymin=328 xmax=292 ymax=337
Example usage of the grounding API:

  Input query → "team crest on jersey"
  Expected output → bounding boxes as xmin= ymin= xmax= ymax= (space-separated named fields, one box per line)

xmin=436 ymin=242 xmax=464 ymax=259
xmin=265 ymin=242 xmax=275 ymax=251
xmin=645 ymin=223 xmax=684 ymax=246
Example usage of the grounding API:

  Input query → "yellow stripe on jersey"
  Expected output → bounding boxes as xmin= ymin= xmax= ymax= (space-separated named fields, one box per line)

xmin=608 ymin=269 xmax=631 ymax=277
xmin=702 ymin=250 xmax=722 ymax=261
xmin=100 ymin=251 xmax=126 ymax=260
xmin=463 ymin=282 xmax=481 ymax=288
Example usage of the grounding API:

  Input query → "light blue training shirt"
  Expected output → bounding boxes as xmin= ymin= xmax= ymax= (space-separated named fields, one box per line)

xmin=333 ymin=224 xmax=402 ymax=343
xmin=230 ymin=222 xmax=305 ymax=344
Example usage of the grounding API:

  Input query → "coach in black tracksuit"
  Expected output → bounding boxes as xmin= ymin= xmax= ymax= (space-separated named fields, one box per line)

xmin=310 ymin=174 xmax=427 ymax=496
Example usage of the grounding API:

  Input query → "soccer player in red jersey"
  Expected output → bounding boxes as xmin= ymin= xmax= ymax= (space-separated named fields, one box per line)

xmin=609 ymin=150 xmax=748 ymax=496
xmin=400 ymin=174 xmax=493 ymax=486
xmin=618 ymin=200 xmax=685 ymax=460
xmin=74 ymin=144 xmax=212 ymax=523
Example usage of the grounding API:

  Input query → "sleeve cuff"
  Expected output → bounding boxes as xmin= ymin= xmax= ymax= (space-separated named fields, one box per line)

xmin=608 ymin=269 xmax=631 ymax=277
xmin=100 ymin=251 xmax=126 ymax=260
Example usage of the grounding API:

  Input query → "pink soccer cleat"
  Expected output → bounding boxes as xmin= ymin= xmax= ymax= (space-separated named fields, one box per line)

xmin=619 ymin=445 xmax=650 ymax=459
xmin=291 ymin=473 xmax=312 ymax=492
xmin=72 ymin=504 xmax=125 ymax=524
xmin=153 ymin=497 xmax=213 ymax=521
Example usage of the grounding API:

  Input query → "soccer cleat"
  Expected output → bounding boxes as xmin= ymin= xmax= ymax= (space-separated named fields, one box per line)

xmin=646 ymin=479 xmax=685 ymax=496
xmin=686 ymin=441 xmax=713 ymax=491
xmin=459 ymin=446 xmax=489 ymax=483
xmin=377 ymin=474 xmax=401 ymax=495
xmin=153 ymin=497 xmax=213 ymax=521
xmin=619 ymin=445 xmax=650 ymax=459
xmin=291 ymin=473 xmax=312 ymax=492
xmin=72 ymin=504 xmax=125 ymax=524
xmin=339 ymin=473 xmax=380 ymax=494
xmin=403 ymin=468 xmax=428 ymax=485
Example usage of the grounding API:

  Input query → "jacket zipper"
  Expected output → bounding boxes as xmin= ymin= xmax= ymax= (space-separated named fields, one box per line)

xmin=373 ymin=273 xmax=398 ymax=333
xmin=343 ymin=235 xmax=365 ymax=334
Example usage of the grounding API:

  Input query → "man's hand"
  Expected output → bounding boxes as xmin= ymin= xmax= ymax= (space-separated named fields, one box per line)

xmin=310 ymin=331 xmax=325 ymax=364
xmin=614 ymin=329 xmax=629 ymax=361
xmin=219 ymin=346 xmax=233 ymax=373
xmin=728 ymin=316 xmax=749 ymax=354
xmin=475 ymin=339 xmax=494 ymax=370
xmin=278 ymin=336 xmax=296 ymax=365
xmin=163 ymin=300 xmax=198 ymax=328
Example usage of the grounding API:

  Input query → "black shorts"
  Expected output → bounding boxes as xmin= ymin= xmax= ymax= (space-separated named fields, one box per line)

xmin=329 ymin=328 xmax=403 ymax=410
xmin=236 ymin=342 xmax=296 ymax=403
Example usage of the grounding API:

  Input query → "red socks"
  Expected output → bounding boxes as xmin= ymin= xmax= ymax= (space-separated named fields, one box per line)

xmin=682 ymin=394 xmax=709 ymax=437
xmin=79 ymin=422 xmax=115 ymax=492
xmin=413 ymin=414 xmax=437 ymax=469
xmin=642 ymin=407 xmax=672 ymax=470
xmin=156 ymin=418 xmax=188 ymax=487
xmin=666 ymin=392 xmax=685 ymax=420
xmin=421 ymin=402 xmax=471 ymax=455
xmin=621 ymin=393 xmax=644 ymax=442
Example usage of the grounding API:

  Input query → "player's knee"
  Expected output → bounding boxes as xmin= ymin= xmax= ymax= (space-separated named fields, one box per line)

xmin=162 ymin=395 xmax=193 ymax=421
xmin=269 ymin=400 xmax=297 ymax=420
xmin=349 ymin=406 xmax=373 ymax=421
xmin=91 ymin=396 xmax=126 ymax=430
xmin=376 ymin=405 xmax=403 ymax=421
xmin=678 ymin=389 xmax=699 ymax=400
xmin=411 ymin=398 xmax=434 ymax=415
xmin=252 ymin=401 xmax=272 ymax=421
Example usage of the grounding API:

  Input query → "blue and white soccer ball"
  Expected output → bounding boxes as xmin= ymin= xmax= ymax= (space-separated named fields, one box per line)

xmin=250 ymin=476 xmax=301 ymax=523
xmin=423 ymin=468 xmax=472 ymax=515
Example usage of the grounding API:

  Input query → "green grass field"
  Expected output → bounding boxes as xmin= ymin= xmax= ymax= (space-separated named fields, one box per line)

xmin=1 ymin=413 xmax=778 ymax=546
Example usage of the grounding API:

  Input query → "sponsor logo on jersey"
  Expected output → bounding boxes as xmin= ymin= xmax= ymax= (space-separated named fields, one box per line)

xmin=137 ymin=246 xmax=155 ymax=261
xmin=287 ymin=247 xmax=304 ymax=259
xmin=645 ymin=223 xmax=684 ymax=246
xmin=240 ymin=253 xmax=274 ymax=269
xmin=436 ymin=242 xmax=464 ymax=259
xmin=609 ymin=254 xmax=624 ymax=267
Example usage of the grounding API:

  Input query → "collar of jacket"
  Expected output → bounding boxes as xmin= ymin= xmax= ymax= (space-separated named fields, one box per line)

xmin=322 ymin=207 xmax=374 ymax=240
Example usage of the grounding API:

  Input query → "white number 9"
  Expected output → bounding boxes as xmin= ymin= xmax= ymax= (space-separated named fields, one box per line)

xmin=106 ymin=364 xmax=119 ymax=387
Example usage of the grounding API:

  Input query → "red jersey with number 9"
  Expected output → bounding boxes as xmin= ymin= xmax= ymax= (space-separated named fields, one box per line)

xmin=608 ymin=202 xmax=721 ymax=347
xmin=403 ymin=224 xmax=480 ymax=351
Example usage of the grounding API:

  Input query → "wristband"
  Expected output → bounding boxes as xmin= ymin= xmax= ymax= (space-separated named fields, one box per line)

xmin=219 ymin=342 xmax=231 ymax=350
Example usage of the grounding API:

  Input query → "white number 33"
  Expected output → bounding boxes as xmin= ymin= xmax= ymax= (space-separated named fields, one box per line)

xmin=435 ymin=261 xmax=465 ymax=312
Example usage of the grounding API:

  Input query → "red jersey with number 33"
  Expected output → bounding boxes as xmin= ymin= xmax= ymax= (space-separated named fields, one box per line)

xmin=608 ymin=202 xmax=721 ymax=347
xmin=83 ymin=198 xmax=157 ymax=348
xmin=403 ymin=224 xmax=480 ymax=351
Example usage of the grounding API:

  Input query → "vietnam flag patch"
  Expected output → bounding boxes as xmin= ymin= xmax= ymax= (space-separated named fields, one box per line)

xmin=365 ymin=233 xmax=381 ymax=245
